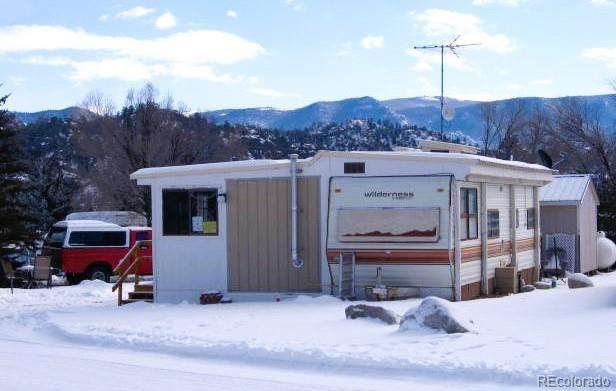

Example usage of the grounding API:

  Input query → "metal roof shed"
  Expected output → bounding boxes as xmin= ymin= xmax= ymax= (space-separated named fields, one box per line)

xmin=539 ymin=175 xmax=599 ymax=273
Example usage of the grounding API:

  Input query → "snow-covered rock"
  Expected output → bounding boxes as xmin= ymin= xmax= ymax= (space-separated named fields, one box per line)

xmin=345 ymin=304 xmax=400 ymax=325
xmin=568 ymin=273 xmax=594 ymax=289
xmin=399 ymin=296 xmax=475 ymax=334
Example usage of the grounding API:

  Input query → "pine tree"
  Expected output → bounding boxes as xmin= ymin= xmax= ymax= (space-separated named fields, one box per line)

xmin=0 ymin=92 xmax=36 ymax=247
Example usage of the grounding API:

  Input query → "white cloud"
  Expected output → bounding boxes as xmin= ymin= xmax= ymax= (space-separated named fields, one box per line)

xmin=360 ymin=35 xmax=384 ymax=49
xmin=115 ymin=6 xmax=156 ymax=19
xmin=155 ymin=11 xmax=177 ymax=30
xmin=406 ymin=47 xmax=472 ymax=72
xmin=2 ymin=25 xmax=266 ymax=83
xmin=417 ymin=76 xmax=434 ymax=94
xmin=530 ymin=79 xmax=553 ymax=86
xmin=583 ymin=47 xmax=616 ymax=68
xmin=472 ymin=0 xmax=526 ymax=6
xmin=590 ymin=0 xmax=615 ymax=5
xmin=23 ymin=55 xmax=248 ymax=83
xmin=227 ymin=10 xmax=238 ymax=18
xmin=284 ymin=0 xmax=304 ymax=11
xmin=335 ymin=42 xmax=353 ymax=57
xmin=411 ymin=9 xmax=514 ymax=54
xmin=251 ymin=87 xmax=298 ymax=98
xmin=0 ymin=25 xmax=265 ymax=65
xmin=99 ymin=14 xmax=110 ymax=22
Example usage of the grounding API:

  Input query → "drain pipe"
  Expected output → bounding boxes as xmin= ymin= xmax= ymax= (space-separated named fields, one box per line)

xmin=290 ymin=154 xmax=304 ymax=268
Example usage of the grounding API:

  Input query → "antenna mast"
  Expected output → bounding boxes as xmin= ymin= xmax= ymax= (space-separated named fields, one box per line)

xmin=413 ymin=35 xmax=480 ymax=139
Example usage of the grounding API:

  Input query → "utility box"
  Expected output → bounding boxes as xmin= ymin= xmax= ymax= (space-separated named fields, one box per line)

xmin=495 ymin=267 xmax=518 ymax=295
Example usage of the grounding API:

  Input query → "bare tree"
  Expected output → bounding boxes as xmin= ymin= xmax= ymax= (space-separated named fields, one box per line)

xmin=549 ymin=97 xmax=613 ymax=178
xmin=81 ymin=90 xmax=116 ymax=116
xmin=479 ymin=99 xmax=527 ymax=158
xmin=73 ymin=84 xmax=246 ymax=222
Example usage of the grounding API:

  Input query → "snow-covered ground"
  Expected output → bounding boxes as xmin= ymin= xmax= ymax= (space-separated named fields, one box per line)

xmin=1 ymin=274 xmax=615 ymax=390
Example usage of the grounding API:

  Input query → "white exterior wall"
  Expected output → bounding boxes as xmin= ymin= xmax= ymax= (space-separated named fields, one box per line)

xmin=515 ymin=185 xmax=536 ymax=271
xmin=485 ymin=184 xmax=513 ymax=279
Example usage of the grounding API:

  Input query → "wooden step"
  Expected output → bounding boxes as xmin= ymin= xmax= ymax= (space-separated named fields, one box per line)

xmin=134 ymin=284 xmax=153 ymax=292
xmin=128 ymin=291 xmax=154 ymax=300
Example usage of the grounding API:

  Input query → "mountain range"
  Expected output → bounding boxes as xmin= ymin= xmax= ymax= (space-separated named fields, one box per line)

xmin=204 ymin=94 xmax=616 ymax=139
xmin=13 ymin=94 xmax=616 ymax=139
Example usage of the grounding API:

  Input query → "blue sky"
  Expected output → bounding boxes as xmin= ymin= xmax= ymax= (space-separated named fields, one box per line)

xmin=2 ymin=0 xmax=616 ymax=112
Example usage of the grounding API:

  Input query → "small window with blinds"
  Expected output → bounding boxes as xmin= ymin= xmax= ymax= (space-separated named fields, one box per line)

xmin=527 ymin=207 xmax=536 ymax=228
xmin=487 ymin=209 xmax=500 ymax=239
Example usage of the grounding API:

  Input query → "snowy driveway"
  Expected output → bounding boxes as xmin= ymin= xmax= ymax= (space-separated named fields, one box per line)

xmin=1 ymin=276 xmax=616 ymax=390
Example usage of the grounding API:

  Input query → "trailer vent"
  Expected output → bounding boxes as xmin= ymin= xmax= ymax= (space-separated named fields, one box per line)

xmin=344 ymin=162 xmax=365 ymax=174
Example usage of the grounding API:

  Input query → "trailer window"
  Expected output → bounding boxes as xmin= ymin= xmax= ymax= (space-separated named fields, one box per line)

xmin=487 ymin=210 xmax=500 ymax=239
xmin=460 ymin=188 xmax=478 ymax=240
xmin=163 ymin=188 xmax=218 ymax=236
xmin=68 ymin=231 xmax=127 ymax=247
xmin=527 ymin=207 xmax=535 ymax=228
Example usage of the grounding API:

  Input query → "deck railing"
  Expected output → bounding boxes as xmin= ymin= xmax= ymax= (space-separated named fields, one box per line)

xmin=112 ymin=240 xmax=152 ymax=306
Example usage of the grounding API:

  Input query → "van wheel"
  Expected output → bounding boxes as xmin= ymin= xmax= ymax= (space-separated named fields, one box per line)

xmin=66 ymin=273 xmax=83 ymax=285
xmin=87 ymin=266 xmax=110 ymax=282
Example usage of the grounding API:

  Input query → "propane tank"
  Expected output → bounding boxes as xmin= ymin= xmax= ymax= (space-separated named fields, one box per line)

xmin=597 ymin=232 xmax=616 ymax=269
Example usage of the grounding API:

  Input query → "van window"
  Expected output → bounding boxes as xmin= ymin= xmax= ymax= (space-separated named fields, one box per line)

xmin=163 ymin=188 xmax=218 ymax=236
xmin=135 ymin=231 xmax=150 ymax=241
xmin=45 ymin=227 xmax=67 ymax=247
xmin=68 ymin=231 xmax=127 ymax=247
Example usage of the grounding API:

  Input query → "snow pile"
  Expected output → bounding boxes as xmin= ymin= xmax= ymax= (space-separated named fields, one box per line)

xmin=399 ymin=296 xmax=476 ymax=334
xmin=3 ymin=272 xmax=616 ymax=388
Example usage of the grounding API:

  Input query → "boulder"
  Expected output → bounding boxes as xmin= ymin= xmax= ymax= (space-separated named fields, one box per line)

xmin=345 ymin=304 xmax=400 ymax=325
xmin=399 ymin=296 xmax=475 ymax=334
xmin=567 ymin=273 xmax=594 ymax=289
xmin=520 ymin=284 xmax=536 ymax=293
xmin=534 ymin=281 xmax=551 ymax=290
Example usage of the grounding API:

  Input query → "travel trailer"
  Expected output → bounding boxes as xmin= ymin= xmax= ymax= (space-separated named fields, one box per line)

xmin=131 ymin=141 xmax=552 ymax=303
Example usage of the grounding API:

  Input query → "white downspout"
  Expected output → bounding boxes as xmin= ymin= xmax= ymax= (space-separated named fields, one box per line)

xmin=290 ymin=154 xmax=303 ymax=268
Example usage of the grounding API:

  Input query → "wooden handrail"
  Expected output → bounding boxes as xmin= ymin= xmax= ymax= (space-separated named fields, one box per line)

xmin=113 ymin=240 xmax=152 ymax=306
xmin=112 ymin=255 xmax=152 ymax=292
xmin=114 ymin=240 xmax=152 ymax=274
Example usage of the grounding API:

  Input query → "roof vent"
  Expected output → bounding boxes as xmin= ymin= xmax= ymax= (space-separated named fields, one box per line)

xmin=416 ymin=139 xmax=478 ymax=155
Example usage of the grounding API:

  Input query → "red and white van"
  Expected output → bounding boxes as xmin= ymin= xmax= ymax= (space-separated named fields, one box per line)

xmin=42 ymin=220 xmax=152 ymax=284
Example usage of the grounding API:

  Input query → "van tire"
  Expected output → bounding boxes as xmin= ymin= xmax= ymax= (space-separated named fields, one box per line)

xmin=66 ymin=273 xmax=83 ymax=285
xmin=86 ymin=265 xmax=111 ymax=283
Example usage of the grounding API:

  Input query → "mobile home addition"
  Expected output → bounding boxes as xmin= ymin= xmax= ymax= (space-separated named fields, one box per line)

xmin=131 ymin=145 xmax=552 ymax=303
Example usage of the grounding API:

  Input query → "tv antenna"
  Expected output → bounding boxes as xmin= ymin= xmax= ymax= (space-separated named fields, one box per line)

xmin=413 ymin=35 xmax=480 ymax=139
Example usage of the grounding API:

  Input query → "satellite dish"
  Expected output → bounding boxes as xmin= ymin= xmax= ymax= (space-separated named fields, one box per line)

xmin=538 ymin=149 xmax=553 ymax=169
xmin=442 ymin=104 xmax=455 ymax=121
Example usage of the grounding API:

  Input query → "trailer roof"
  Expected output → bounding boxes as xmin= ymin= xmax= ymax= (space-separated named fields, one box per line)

xmin=539 ymin=174 xmax=597 ymax=205
xmin=130 ymin=149 xmax=552 ymax=182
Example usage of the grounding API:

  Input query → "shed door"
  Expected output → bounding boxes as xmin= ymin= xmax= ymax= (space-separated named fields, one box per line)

xmin=226 ymin=177 xmax=321 ymax=292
